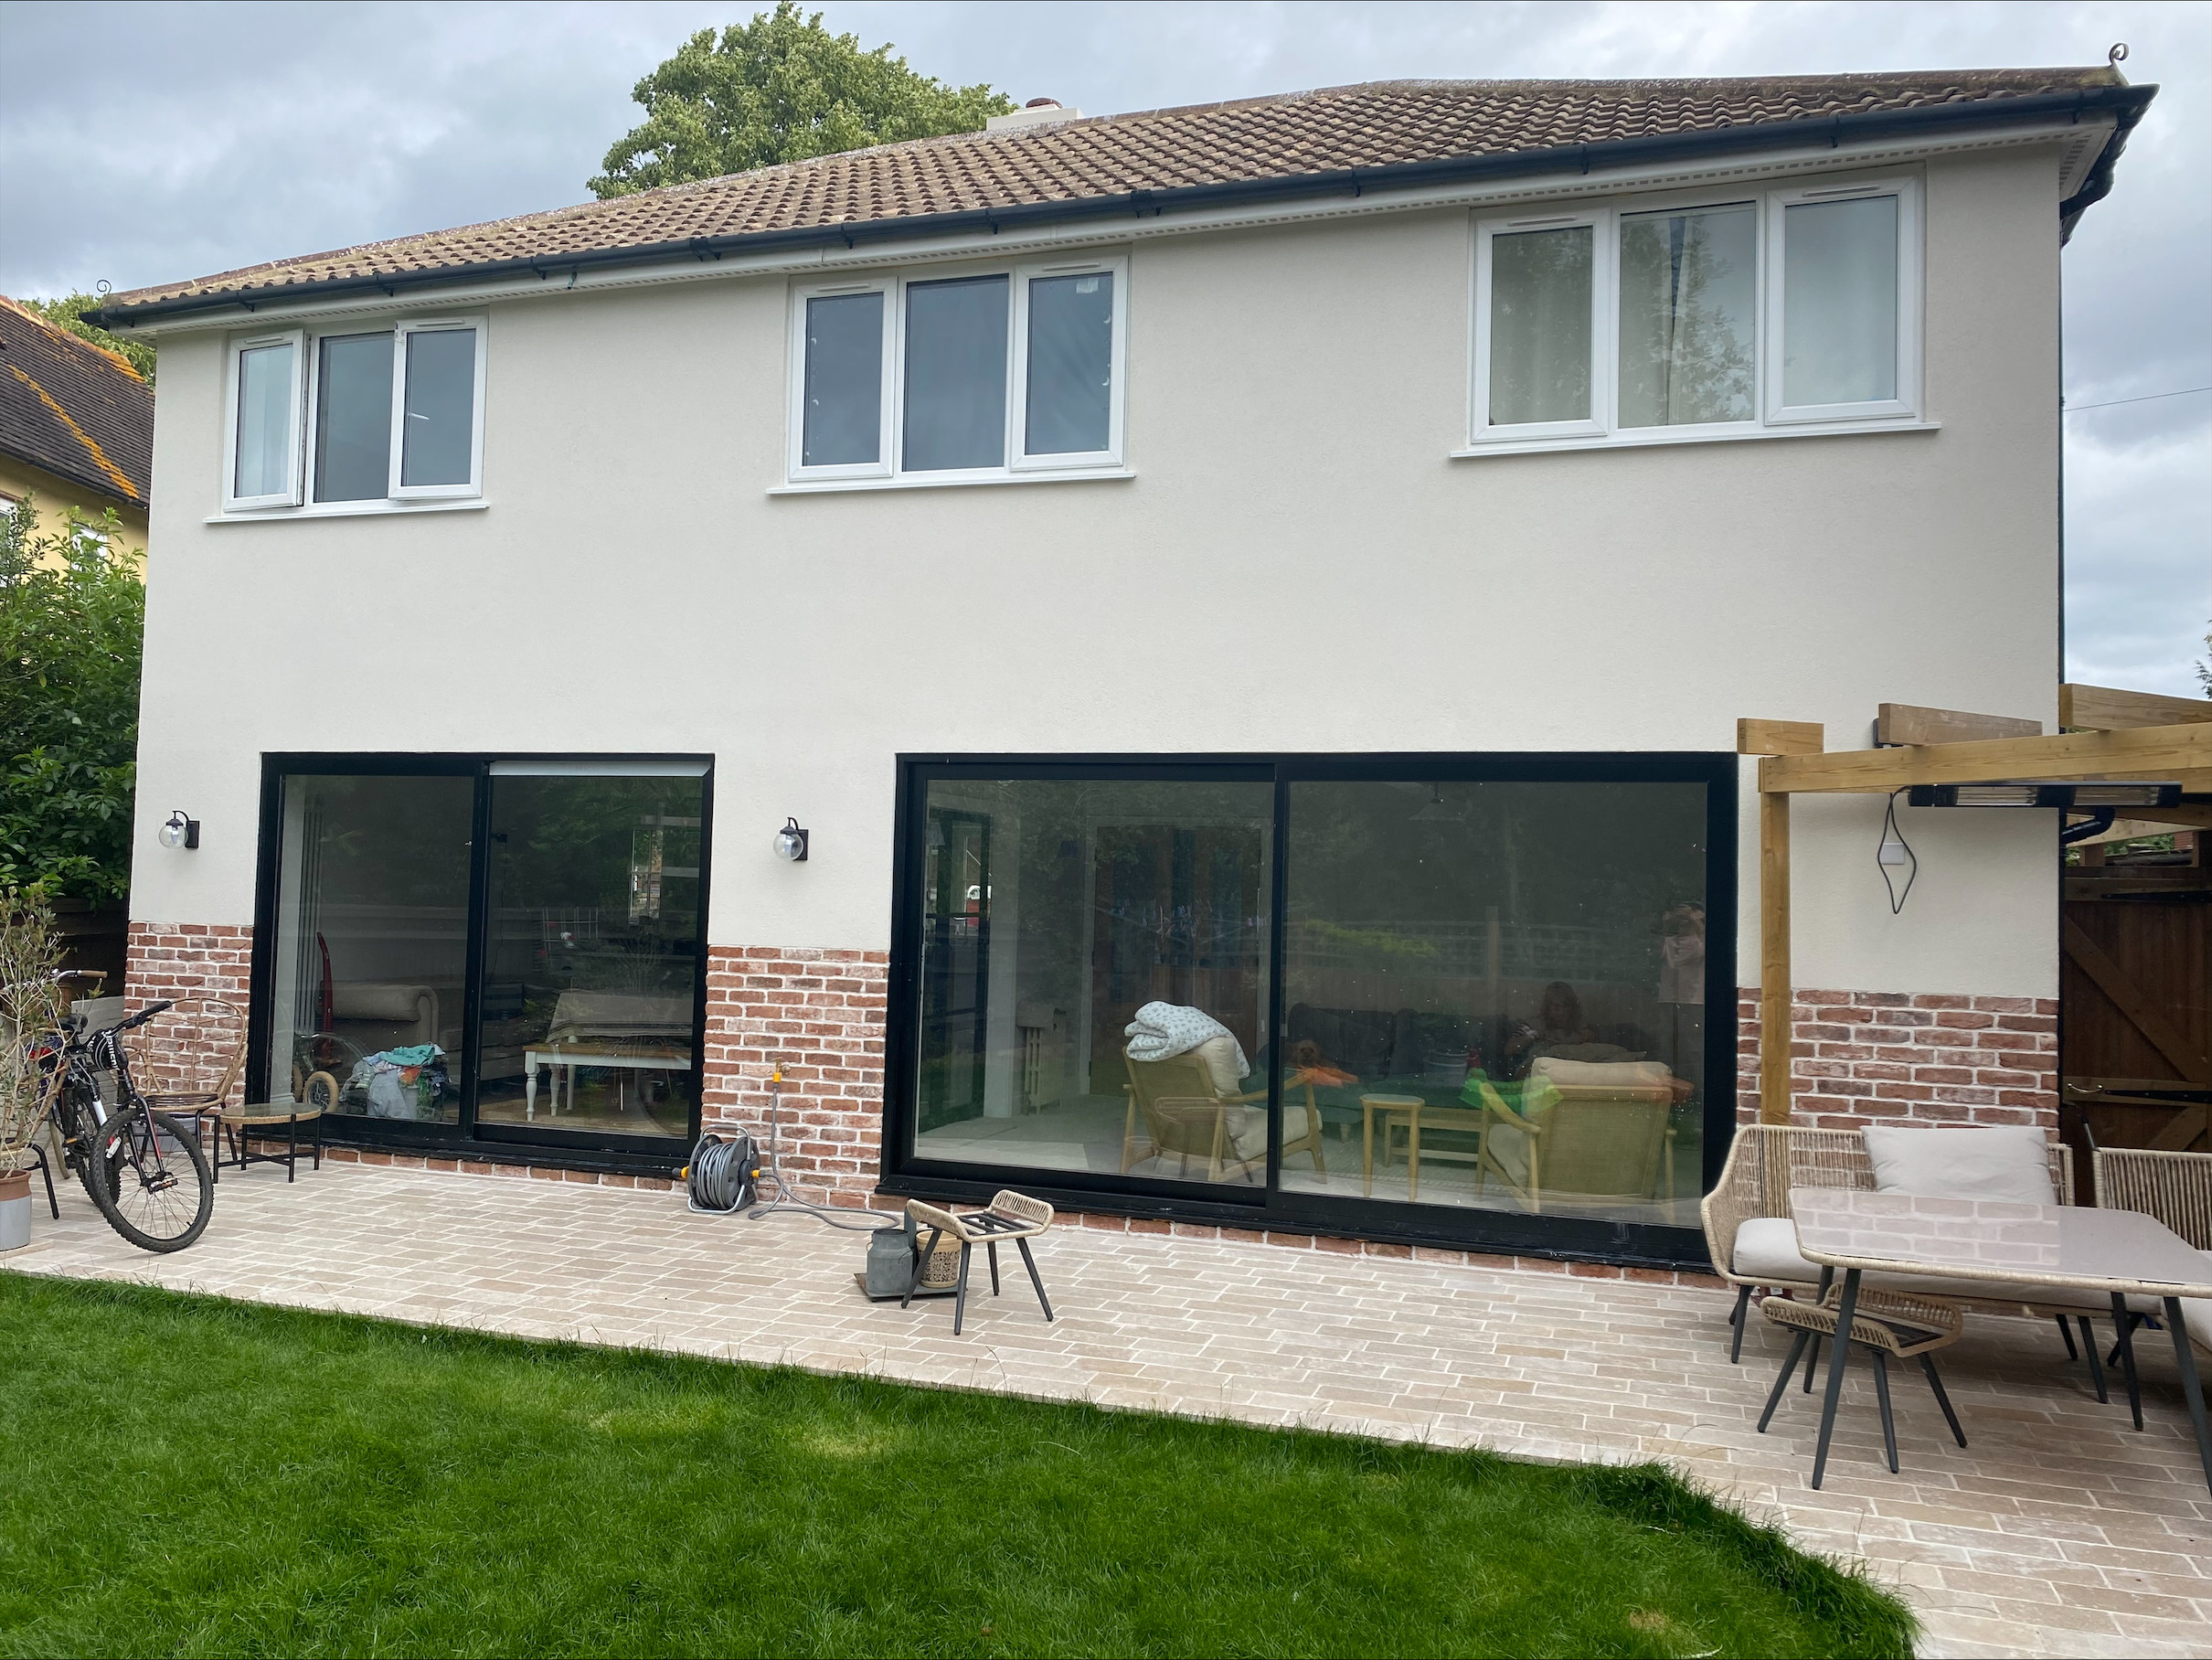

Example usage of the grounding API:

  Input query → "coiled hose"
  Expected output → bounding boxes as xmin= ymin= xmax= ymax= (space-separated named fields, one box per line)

xmin=684 ymin=1133 xmax=758 ymax=1215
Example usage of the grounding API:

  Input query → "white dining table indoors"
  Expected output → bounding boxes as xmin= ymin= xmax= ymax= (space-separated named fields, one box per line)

xmin=1787 ymin=1186 xmax=2212 ymax=1493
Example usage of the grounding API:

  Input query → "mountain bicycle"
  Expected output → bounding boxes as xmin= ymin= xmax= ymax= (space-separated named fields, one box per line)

xmin=16 ymin=973 xmax=213 ymax=1252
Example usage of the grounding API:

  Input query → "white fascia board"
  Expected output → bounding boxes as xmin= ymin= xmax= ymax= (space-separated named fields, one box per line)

xmin=122 ymin=116 xmax=2110 ymax=340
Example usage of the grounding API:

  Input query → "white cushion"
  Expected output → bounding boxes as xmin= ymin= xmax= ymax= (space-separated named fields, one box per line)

xmin=1193 ymin=1034 xmax=1245 ymax=1096
xmin=1225 ymin=1100 xmax=1313 ymax=1162
xmin=1734 ymin=1217 xmax=1819 ymax=1282
xmin=1863 ymin=1125 xmax=2056 ymax=1205
xmin=1530 ymin=1057 xmax=1672 ymax=1090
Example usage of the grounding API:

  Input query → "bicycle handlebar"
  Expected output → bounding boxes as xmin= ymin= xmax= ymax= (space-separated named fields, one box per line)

xmin=112 ymin=999 xmax=173 ymax=1032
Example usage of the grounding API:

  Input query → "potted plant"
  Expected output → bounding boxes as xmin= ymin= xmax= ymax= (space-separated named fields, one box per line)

xmin=0 ymin=890 xmax=68 ymax=1250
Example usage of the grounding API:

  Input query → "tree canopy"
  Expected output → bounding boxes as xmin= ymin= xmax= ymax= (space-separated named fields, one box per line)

xmin=591 ymin=2 xmax=1013 ymax=198
xmin=0 ymin=495 xmax=143 ymax=901
xmin=16 ymin=293 xmax=154 ymax=385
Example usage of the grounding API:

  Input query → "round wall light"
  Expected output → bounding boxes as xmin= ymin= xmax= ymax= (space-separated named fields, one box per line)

xmin=158 ymin=810 xmax=201 ymax=850
xmin=773 ymin=817 xmax=809 ymax=862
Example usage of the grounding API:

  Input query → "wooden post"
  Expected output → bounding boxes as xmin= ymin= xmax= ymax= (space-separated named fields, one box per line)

xmin=1759 ymin=788 xmax=1792 ymax=1124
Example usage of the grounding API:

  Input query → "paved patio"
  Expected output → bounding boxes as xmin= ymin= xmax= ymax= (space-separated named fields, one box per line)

xmin=7 ymin=1160 xmax=2208 ymax=1658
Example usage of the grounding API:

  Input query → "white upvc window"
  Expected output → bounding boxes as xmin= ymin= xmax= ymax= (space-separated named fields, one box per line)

xmin=1465 ymin=174 xmax=1922 ymax=453
xmin=223 ymin=328 xmax=307 ymax=509
xmin=222 ymin=314 xmax=486 ymax=514
xmin=785 ymin=254 xmax=1128 ymax=487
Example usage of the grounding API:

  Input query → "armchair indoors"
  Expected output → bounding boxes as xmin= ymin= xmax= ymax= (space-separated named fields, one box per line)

xmin=1473 ymin=1057 xmax=1675 ymax=1216
xmin=1122 ymin=1042 xmax=1325 ymax=1183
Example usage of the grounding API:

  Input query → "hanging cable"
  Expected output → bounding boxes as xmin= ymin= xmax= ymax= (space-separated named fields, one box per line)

xmin=1877 ymin=790 xmax=1918 ymax=914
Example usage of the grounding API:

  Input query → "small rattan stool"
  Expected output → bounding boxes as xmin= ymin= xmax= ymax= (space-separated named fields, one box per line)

xmin=900 ymin=1192 xmax=1055 ymax=1335
xmin=1758 ymin=1285 xmax=1967 ymax=1483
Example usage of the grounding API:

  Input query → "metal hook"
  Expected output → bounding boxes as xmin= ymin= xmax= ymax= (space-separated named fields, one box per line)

xmin=2109 ymin=42 xmax=2128 ymax=65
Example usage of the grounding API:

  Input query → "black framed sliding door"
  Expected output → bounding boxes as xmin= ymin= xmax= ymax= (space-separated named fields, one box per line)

xmin=886 ymin=752 xmax=1736 ymax=1268
xmin=250 ymin=754 xmax=713 ymax=1166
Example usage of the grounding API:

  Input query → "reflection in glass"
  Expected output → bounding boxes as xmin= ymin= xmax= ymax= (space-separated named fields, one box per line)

xmin=314 ymin=333 xmax=394 ymax=502
xmin=399 ymin=327 xmax=477 ymax=487
xmin=803 ymin=292 xmax=884 ymax=466
xmin=1280 ymin=781 xmax=1707 ymax=1224
xmin=1489 ymin=226 xmax=1592 ymax=425
xmin=903 ymin=275 xmax=1008 ymax=471
xmin=911 ymin=778 xmax=1274 ymax=1186
xmin=1025 ymin=271 xmax=1113 ymax=455
xmin=474 ymin=771 xmax=705 ymax=1139
xmin=1783 ymin=195 xmax=1898 ymax=407
xmin=267 ymin=774 xmax=473 ymax=1122
xmin=234 ymin=341 xmax=295 ymax=498
xmin=1618 ymin=205 xmax=1755 ymax=428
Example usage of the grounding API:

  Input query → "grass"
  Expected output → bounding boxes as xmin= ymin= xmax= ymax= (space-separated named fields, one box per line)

xmin=0 ymin=1274 xmax=1913 ymax=1658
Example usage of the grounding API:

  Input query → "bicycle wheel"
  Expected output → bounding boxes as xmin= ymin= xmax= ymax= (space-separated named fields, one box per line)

xmin=83 ymin=1104 xmax=213 ymax=1252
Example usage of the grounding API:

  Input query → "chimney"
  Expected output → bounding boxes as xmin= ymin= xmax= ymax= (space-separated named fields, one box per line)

xmin=986 ymin=97 xmax=1083 ymax=133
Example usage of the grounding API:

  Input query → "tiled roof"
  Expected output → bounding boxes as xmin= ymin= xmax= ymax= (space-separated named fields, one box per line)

xmin=0 ymin=298 xmax=153 ymax=509
xmin=103 ymin=69 xmax=2140 ymax=317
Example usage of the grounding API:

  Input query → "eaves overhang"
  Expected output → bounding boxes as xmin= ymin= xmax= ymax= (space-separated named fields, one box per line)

xmin=89 ymin=80 xmax=2155 ymax=333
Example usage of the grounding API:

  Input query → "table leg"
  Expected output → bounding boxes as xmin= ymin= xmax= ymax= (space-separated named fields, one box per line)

xmin=2079 ymin=1316 xmax=2107 ymax=1404
xmin=1409 ymin=1110 xmax=1422 ymax=1204
xmin=1807 ymin=1267 xmax=1834 ymax=1392
xmin=2110 ymin=1293 xmax=2142 ymax=1431
xmin=526 ymin=1065 xmax=537 ymax=1123
xmin=1362 ymin=1104 xmax=1375 ymax=1198
xmin=1811 ymin=1269 xmax=1860 ymax=1491
xmin=2163 ymin=1297 xmax=2212 ymax=1496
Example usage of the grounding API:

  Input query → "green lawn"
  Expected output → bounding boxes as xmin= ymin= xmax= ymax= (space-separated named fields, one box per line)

xmin=0 ymin=1274 xmax=1912 ymax=1658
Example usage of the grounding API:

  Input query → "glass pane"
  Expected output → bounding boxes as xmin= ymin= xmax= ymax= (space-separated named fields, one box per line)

xmin=1618 ymin=205 xmax=1756 ymax=428
xmin=1783 ymin=195 xmax=1898 ymax=407
xmin=1281 ymin=781 xmax=1707 ymax=1224
xmin=314 ymin=333 xmax=394 ymax=502
xmin=912 ymin=777 xmax=1273 ymax=1186
xmin=399 ymin=327 xmax=477 ymax=487
xmin=233 ymin=341 xmax=295 ymax=498
xmin=267 ymin=774 xmax=472 ymax=1123
xmin=1488 ymin=226 xmax=1591 ymax=425
xmin=1024 ymin=271 xmax=1113 ymax=455
xmin=474 ymin=772 xmax=704 ymax=1140
xmin=903 ymin=275 xmax=1008 ymax=471
xmin=803 ymin=292 xmax=884 ymax=466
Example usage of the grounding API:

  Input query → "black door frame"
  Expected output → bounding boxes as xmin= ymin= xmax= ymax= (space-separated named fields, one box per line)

xmin=883 ymin=751 xmax=1738 ymax=1270
xmin=248 ymin=752 xmax=715 ymax=1171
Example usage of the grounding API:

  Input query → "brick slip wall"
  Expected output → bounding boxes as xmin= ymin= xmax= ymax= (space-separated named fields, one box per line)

xmin=1735 ymin=985 xmax=2060 ymax=1133
xmin=124 ymin=922 xmax=255 ymax=1109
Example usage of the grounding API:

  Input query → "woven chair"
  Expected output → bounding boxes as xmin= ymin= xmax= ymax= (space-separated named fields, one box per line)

xmin=1121 ymin=1050 xmax=1325 ymax=1183
xmin=1758 ymin=1284 xmax=1968 ymax=1484
xmin=900 ymin=1192 xmax=1056 ymax=1336
xmin=2092 ymin=1147 xmax=2212 ymax=1370
xmin=122 ymin=998 xmax=247 ymax=1155
xmin=1703 ymin=1123 xmax=2083 ymax=1364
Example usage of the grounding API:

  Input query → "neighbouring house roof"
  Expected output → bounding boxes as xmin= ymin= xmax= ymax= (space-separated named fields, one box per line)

xmin=0 ymin=296 xmax=153 ymax=510
xmin=93 ymin=68 xmax=2151 ymax=326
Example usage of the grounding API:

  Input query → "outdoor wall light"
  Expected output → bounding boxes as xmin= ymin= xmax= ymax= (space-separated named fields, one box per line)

xmin=773 ymin=817 xmax=809 ymax=862
xmin=1907 ymin=782 xmax=2181 ymax=810
xmin=158 ymin=810 xmax=200 ymax=850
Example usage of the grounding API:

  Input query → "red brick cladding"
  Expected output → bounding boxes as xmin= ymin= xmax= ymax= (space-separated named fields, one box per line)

xmin=702 ymin=945 xmax=888 ymax=1207
xmin=1736 ymin=985 xmax=2059 ymax=1132
xmin=125 ymin=922 xmax=254 ymax=1108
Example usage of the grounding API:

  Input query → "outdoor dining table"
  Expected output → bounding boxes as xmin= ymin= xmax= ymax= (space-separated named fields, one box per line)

xmin=1788 ymin=1186 xmax=2212 ymax=1494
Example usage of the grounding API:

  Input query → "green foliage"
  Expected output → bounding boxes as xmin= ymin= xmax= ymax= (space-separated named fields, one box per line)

xmin=15 ymin=292 xmax=154 ymax=385
xmin=0 ymin=494 xmax=143 ymax=901
xmin=0 ymin=1275 xmax=1916 ymax=1657
xmin=0 ymin=889 xmax=67 ymax=1170
xmin=591 ymin=1 xmax=1013 ymax=197
xmin=2197 ymin=622 xmax=2209 ymax=698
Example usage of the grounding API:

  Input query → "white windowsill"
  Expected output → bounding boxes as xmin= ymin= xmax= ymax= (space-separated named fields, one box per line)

xmin=205 ymin=498 xmax=490 ymax=524
xmin=769 ymin=467 xmax=1135 ymax=495
xmin=1452 ymin=420 xmax=1941 ymax=460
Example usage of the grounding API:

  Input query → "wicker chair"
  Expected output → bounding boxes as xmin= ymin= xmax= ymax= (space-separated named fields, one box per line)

xmin=1121 ymin=1050 xmax=1325 ymax=1183
xmin=1703 ymin=1123 xmax=2084 ymax=1364
xmin=2092 ymin=1147 xmax=2212 ymax=1364
xmin=122 ymin=997 xmax=247 ymax=1152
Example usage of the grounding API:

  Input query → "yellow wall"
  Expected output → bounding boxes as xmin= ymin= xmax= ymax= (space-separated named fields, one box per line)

xmin=0 ymin=452 xmax=148 ymax=574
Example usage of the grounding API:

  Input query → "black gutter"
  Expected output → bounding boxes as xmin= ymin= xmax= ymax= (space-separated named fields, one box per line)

xmin=89 ymin=81 xmax=2155 ymax=330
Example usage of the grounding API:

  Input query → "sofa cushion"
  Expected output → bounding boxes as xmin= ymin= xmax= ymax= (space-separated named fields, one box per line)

xmin=1193 ymin=1034 xmax=1245 ymax=1096
xmin=1530 ymin=1057 xmax=1672 ymax=1090
xmin=1864 ymin=1125 xmax=2056 ymax=1205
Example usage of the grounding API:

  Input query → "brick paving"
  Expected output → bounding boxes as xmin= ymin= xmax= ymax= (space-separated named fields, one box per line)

xmin=7 ymin=1162 xmax=2207 ymax=1657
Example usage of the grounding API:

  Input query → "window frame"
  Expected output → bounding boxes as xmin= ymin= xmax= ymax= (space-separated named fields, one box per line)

xmin=304 ymin=326 xmax=399 ymax=506
xmin=388 ymin=315 xmax=489 ymax=500
xmin=1763 ymin=176 xmax=1923 ymax=426
xmin=222 ymin=327 xmax=307 ymax=511
xmin=783 ymin=254 xmax=1132 ymax=489
xmin=1462 ymin=173 xmax=1925 ymax=453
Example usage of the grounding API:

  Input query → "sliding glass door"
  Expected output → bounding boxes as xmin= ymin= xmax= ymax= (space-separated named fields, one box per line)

xmin=890 ymin=755 xmax=1732 ymax=1263
xmin=255 ymin=756 xmax=711 ymax=1159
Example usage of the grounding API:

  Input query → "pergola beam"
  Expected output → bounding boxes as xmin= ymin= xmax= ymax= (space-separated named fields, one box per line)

xmin=1760 ymin=722 xmax=2212 ymax=795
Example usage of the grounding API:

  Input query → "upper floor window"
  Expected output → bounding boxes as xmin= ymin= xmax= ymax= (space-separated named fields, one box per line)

xmin=1467 ymin=176 xmax=1920 ymax=451
xmin=222 ymin=316 xmax=485 ymax=512
xmin=786 ymin=256 xmax=1127 ymax=486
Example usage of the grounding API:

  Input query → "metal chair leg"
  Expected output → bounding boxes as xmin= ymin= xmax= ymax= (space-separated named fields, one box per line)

xmin=2111 ymin=1293 xmax=2143 ymax=1431
xmin=1811 ymin=1270 xmax=1862 ymax=1491
xmin=1759 ymin=1330 xmax=1811 ymax=1432
xmin=1872 ymin=1348 xmax=1898 ymax=1474
xmin=1015 ymin=1236 xmax=1054 ymax=1323
xmin=1728 ymin=1283 xmax=1753 ymax=1363
xmin=988 ymin=1240 xmax=1001 ymax=1295
xmin=2056 ymin=1314 xmax=2079 ymax=1360
xmin=2079 ymin=1314 xmax=2108 ymax=1404
xmin=2163 ymin=1296 xmax=2212 ymax=1496
xmin=901 ymin=1226 xmax=941 ymax=1311
xmin=1803 ymin=1334 xmax=1820 ymax=1391
xmin=952 ymin=1242 xmax=973 ymax=1335
xmin=30 ymin=1144 xmax=58 ymax=1218
xmin=1920 ymin=1354 xmax=1967 ymax=1447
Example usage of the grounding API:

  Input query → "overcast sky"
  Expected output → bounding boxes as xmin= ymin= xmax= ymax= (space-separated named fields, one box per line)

xmin=2 ymin=0 xmax=2204 ymax=697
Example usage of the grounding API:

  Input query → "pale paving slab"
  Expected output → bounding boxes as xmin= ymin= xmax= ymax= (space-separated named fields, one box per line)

xmin=6 ymin=1163 xmax=2207 ymax=1659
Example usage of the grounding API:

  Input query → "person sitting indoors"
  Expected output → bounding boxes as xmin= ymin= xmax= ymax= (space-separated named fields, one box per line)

xmin=1500 ymin=981 xmax=1597 ymax=1080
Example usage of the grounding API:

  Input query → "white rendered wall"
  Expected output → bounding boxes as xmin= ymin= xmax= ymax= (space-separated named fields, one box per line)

xmin=130 ymin=144 xmax=2065 ymax=997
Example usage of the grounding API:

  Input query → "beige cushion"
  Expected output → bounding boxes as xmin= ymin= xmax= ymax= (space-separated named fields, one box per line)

xmin=1864 ymin=1125 xmax=2056 ymax=1206
xmin=1192 ymin=1034 xmax=1245 ymax=1097
xmin=1731 ymin=1214 xmax=2107 ymax=1309
xmin=1530 ymin=1057 xmax=1672 ymax=1090
xmin=1226 ymin=1099 xmax=1313 ymax=1161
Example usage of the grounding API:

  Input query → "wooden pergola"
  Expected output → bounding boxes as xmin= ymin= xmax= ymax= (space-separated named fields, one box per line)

xmin=1739 ymin=684 xmax=2212 ymax=1124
